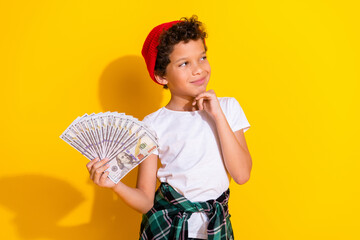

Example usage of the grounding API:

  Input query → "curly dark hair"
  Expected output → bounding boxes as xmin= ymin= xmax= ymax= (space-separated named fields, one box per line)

xmin=154 ymin=15 xmax=208 ymax=89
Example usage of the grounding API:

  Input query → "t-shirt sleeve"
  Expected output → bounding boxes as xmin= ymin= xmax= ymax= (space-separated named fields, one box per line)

xmin=224 ymin=97 xmax=251 ymax=133
xmin=141 ymin=115 xmax=159 ymax=155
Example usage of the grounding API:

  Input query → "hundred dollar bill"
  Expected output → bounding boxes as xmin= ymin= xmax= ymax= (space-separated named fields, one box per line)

xmin=60 ymin=127 xmax=95 ymax=160
xmin=60 ymin=112 xmax=159 ymax=184
xmin=106 ymin=131 xmax=158 ymax=183
xmin=107 ymin=118 xmax=144 ymax=160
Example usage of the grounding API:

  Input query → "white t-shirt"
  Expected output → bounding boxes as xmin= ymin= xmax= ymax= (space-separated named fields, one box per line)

xmin=142 ymin=97 xmax=251 ymax=239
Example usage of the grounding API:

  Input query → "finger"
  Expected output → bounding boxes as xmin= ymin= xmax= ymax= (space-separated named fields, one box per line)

xmin=195 ymin=90 xmax=215 ymax=100
xmin=90 ymin=167 xmax=97 ymax=180
xmin=90 ymin=158 xmax=108 ymax=180
xmin=93 ymin=163 xmax=109 ymax=184
xmin=194 ymin=92 xmax=208 ymax=101
xmin=195 ymin=93 xmax=213 ymax=103
xmin=93 ymin=158 xmax=109 ymax=169
xmin=86 ymin=157 xmax=100 ymax=171
xmin=93 ymin=169 xmax=102 ymax=185
xmin=201 ymin=92 xmax=216 ymax=99
xmin=99 ymin=170 xmax=110 ymax=185
xmin=198 ymin=98 xmax=204 ymax=111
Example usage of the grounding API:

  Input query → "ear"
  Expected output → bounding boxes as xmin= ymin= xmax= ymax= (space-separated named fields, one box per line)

xmin=154 ymin=73 xmax=168 ymax=85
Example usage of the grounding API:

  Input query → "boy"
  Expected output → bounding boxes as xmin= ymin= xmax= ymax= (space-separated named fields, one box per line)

xmin=87 ymin=15 xmax=252 ymax=240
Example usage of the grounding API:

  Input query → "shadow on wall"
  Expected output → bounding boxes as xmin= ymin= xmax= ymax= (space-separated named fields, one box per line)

xmin=96 ymin=54 xmax=163 ymax=237
xmin=0 ymin=173 xmax=142 ymax=239
xmin=0 ymin=55 xmax=163 ymax=239
xmin=98 ymin=55 xmax=163 ymax=120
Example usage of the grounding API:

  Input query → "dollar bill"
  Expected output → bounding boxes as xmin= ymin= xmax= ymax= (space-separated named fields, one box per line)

xmin=60 ymin=112 xmax=159 ymax=184
xmin=105 ymin=131 xmax=158 ymax=183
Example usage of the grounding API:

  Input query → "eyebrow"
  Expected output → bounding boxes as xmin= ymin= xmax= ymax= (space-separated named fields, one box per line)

xmin=174 ymin=51 xmax=207 ymax=63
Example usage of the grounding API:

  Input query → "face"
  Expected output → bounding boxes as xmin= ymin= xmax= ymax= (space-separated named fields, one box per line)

xmin=156 ymin=38 xmax=211 ymax=98
xmin=117 ymin=152 xmax=132 ymax=164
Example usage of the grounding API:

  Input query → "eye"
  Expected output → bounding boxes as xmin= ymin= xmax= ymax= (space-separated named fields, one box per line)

xmin=179 ymin=61 xmax=188 ymax=67
xmin=201 ymin=56 xmax=207 ymax=61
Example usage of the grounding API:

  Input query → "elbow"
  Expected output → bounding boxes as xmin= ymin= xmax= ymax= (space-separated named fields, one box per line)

xmin=140 ymin=207 xmax=151 ymax=214
xmin=233 ymin=166 xmax=252 ymax=185
xmin=230 ymin=163 xmax=252 ymax=185
xmin=139 ymin=200 xmax=154 ymax=214
xmin=235 ymin=157 xmax=252 ymax=185
xmin=233 ymin=174 xmax=250 ymax=185
xmin=139 ymin=208 xmax=150 ymax=215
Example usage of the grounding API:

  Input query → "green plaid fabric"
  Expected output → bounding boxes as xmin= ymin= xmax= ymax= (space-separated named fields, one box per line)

xmin=139 ymin=182 xmax=234 ymax=240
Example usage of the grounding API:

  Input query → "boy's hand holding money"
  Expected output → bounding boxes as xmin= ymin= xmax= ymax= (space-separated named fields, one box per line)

xmin=87 ymin=157 xmax=115 ymax=188
xmin=61 ymin=112 xmax=159 ymax=184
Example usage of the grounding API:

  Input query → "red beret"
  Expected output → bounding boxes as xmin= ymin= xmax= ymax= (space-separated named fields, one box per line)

xmin=141 ymin=20 xmax=182 ymax=85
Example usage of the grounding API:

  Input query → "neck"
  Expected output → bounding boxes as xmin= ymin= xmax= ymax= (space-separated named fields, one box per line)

xmin=166 ymin=95 xmax=198 ymax=111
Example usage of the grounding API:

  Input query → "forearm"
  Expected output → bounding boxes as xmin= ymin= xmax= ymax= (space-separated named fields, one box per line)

xmin=214 ymin=111 xmax=252 ymax=184
xmin=112 ymin=182 xmax=153 ymax=214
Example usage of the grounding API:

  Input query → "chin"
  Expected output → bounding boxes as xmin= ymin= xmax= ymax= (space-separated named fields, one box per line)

xmin=200 ymin=81 xmax=209 ymax=91
xmin=192 ymin=86 xmax=207 ymax=97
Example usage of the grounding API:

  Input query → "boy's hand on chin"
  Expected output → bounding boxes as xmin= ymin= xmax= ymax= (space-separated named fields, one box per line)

xmin=193 ymin=90 xmax=222 ymax=119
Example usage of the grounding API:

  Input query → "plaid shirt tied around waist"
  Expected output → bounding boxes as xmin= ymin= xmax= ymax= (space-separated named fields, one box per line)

xmin=139 ymin=182 xmax=234 ymax=240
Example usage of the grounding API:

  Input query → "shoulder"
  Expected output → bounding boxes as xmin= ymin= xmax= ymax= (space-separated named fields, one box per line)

xmin=218 ymin=97 xmax=241 ymax=111
xmin=142 ymin=107 xmax=164 ymax=124
xmin=218 ymin=96 xmax=251 ymax=133
xmin=141 ymin=108 xmax=165 ymax=142
xmin=218 ymin=96 xmax=238 ymax=103
xmin=141 ymin=107 xmax=170 ymax=133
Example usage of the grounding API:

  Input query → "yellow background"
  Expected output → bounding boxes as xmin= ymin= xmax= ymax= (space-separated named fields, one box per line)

xmin=1 ymin=0 xmax=359 ymax=239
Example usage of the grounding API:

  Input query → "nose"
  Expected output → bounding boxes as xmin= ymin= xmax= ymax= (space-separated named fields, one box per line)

xmin=192 ymin=62 xmax=203 ymax=75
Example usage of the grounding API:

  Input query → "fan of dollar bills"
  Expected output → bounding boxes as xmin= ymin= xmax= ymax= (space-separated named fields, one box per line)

xmin=60 ymin=112 xmax=159 ymax=184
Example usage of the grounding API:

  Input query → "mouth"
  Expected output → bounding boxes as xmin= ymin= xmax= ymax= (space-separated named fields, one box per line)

xmin=190 ymin=77 xmax=207 ymax=85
